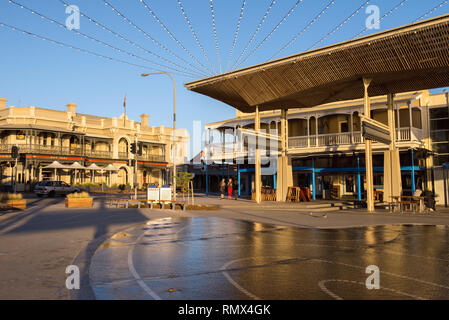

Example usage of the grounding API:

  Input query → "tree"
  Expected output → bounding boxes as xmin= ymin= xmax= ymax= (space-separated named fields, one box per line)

xmin=176 ymin=172 xmax=193 ymax=201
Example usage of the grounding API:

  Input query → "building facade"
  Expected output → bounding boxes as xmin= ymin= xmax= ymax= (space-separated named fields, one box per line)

xmin=200 ymin=90 xmax=449 ymax=205
xmin=0 ymin=97 xmax=189 ymax=191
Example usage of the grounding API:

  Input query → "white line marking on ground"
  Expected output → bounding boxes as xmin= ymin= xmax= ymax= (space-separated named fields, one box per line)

xmin=318 ymin=279 xmax=427 ymax=300
xmin=220 ymin=256 xmax=292 ymax=300
xmin=127 ymin=220 xmax=177 ymax=300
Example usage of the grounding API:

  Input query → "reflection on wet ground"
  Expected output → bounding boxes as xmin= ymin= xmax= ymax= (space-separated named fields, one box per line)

xmin=90 ymin=218 xmax=449 ymax=300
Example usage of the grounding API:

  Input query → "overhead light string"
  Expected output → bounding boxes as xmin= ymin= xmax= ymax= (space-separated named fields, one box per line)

xmin=137 ymin=0 xmax=213 ymax=75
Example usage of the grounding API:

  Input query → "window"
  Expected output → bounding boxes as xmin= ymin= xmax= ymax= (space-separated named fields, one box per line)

xmin=434 ymin=143 xmax=449 ymax=154
xmin=340 ymin=121 xmax=349 ymax=133
xmin=430 ymin=119 xmax=449 ymax=131
xmin=430 ymin=107 xmax=449 ymax=166
xmin=430 ymin=107 xmax=449 ymax=119
xmin=431 ymin=130 xmax=449 ymax=142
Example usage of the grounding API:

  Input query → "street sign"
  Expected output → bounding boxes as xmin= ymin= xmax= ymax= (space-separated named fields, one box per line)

xmin=360 ymin=115 xmax=392 ymax=145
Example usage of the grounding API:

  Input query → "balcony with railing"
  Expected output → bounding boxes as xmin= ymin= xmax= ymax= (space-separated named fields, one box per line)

xmin=289 ymin=127 xmax=423 ymax=150
xmin=137 ymin=154 xmax=166 ymax=163
xmin=0 ymin=144 xmax=166 ymax=162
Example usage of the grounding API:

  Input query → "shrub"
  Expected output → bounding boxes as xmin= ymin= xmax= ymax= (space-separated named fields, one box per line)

xmin=0 ymin=193 xmax=23 ymax=202
xmin=67 ymin=192 xmax=90 ymax=199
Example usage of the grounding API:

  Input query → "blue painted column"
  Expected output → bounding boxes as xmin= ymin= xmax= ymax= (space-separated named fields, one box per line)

xmin=411 ymin=148 xmax=416 ymax=193
xmin=312 ymin=158 xmax=316 ymax=200
xmin=205 ymin=161 xmax=209 ymax=196
xmin=357 ymin=156 xmax=362 ymax=201
xmin=238 ymin=164 xmax=241 ymax=197
xmin=249 ymin=174 xmax=252 ymax=196
xmin=273 ymin=173 xmax=277 ymax=190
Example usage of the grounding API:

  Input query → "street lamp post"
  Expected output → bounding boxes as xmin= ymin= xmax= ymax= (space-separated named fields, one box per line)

xmin=141 ymin=72 xmax=177 ymax=201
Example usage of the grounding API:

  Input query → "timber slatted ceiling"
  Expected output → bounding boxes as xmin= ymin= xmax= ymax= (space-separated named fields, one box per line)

xmin=185 ymin=14 xmax=449 ymax=113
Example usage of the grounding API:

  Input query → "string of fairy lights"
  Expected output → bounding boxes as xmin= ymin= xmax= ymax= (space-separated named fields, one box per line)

xmin=352 ymin=0 xmax=410 ymax=39
xmin=307 ymin=0 xmax=370 ymax=50
xmin=1 ymin=0 xmax=448 ymax=78
xmin=100 ymin=0 xmax=210 ymax=76
xmin=413 ymin=0 xmax=449 ymax=22
xmin=209 ymin=0 xmax=222 ymax=73
xmin=270 ymin=0 xmax=336 ymax=60
xmin=137 ymin=0 xmax=213 ymax=75
xmin=0 ymin=22 xmax=194 ymax=77
xmin=177 ymin=0 xmax=217 ymax=74
xmin=8 ymin=0 xmax=200 ymax=78
xmin=56 ymin=0 xmax=202 ymax=77
xmin=225 ymin=0 xmax=247 ymax=72
xmin=230 ymin=0 xmax=276 ymax=70
xmin=234 ymin=0 xmax=305 ymax=69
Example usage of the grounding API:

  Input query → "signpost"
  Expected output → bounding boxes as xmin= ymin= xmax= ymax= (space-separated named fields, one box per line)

xmin=360 ymin=115 xmax=392 ymax=145
xmin=11 ymin=145 xmax=19 ymax=193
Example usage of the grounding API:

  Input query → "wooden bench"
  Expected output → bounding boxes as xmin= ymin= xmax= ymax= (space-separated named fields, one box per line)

xmin=105 ymin=198 xmax=130 ymax=208
xmin=105 ymin=198 xmax=187 ymax=211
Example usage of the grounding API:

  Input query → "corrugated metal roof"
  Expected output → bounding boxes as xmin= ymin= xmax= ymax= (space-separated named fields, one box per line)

xmin=185 ymin=14 xmax=449 ymax=112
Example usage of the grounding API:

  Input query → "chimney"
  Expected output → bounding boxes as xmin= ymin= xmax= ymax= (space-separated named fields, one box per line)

xmin=67 ymin=102 xmax=77 ymax=114
xmin=0 ymin=97 xmax=7 ymax=110
xmin=140 ymin=114 xmax=149 ymax=127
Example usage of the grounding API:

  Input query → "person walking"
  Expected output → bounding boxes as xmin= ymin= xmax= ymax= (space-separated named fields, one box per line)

xmin=233 ymin=179 xmax=239 ymax=200
xmin=227 ymin=178 xmax=233 ymax=200
xmin=219 ymin=178 xmax=226 ymax=200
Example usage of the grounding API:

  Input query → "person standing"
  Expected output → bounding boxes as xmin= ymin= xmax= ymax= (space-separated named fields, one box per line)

xmin=227 ymin=178 xmax=233 ymax=200
xmin=234 ymin=178 xmax=239 ymax=200
xmin=219 ymin=178 xmax=226 ymax=200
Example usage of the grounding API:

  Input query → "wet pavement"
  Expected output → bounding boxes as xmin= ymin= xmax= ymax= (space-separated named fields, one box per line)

xmin=90 ymin=217 xmax=449 ymax=300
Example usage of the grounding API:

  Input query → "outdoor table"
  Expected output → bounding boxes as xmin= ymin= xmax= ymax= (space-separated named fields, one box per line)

xmin=390 ymin=196 xmax=431 ymax=213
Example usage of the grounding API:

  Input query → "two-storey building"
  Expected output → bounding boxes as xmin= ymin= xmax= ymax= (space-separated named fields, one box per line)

xmin=0 ymin=97 xmax=189 ymax=191
xmin=201 ymin=90 xmax=449 ymax=205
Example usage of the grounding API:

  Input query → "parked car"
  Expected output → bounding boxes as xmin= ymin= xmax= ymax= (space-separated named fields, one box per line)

xmin=34 ymin=181 xmax=80 ymax=197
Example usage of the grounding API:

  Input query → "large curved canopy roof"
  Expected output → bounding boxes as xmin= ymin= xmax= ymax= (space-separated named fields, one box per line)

xmin=185 ymin=14 xmax=449 ymax=113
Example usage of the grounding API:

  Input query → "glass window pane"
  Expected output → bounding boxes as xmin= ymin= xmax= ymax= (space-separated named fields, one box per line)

xmin=430 ymin=107 xmax=449 ymax=119
xmin=431 ymin=130 xmax=449 ymax=142
xmin=431 ymin=119 xmax=449 ymax=131
xmin=433 ymin=143 xmax=449 ymax=154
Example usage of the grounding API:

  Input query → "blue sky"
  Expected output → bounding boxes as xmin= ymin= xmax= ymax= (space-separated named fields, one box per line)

xmin=1 ymin=0 xmax=448 ymax=153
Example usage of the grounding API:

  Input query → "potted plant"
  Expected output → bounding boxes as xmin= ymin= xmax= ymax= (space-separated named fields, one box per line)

xmin=65 ymin=192 xmax=93 ymax=208
xmin=1 ymin=193 xmax=27 ymax=210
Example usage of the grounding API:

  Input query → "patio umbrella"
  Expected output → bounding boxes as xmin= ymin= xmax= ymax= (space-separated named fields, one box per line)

xmin=43 ymin=161 xmax=69 ymax=180
xmin=101 ymin=164 xmax=118 ymax=187
xmin=69 ymin=162 xmax=87 ymax=185
xmin=86 ymin=163 xmax=102 ymax=183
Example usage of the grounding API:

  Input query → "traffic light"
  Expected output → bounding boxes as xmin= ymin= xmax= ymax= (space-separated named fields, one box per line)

xmin=137 ymin=143 xmax=143 ymax=156
xmin=11 ymin=146 xmax=19 ymax=159
xmin=130 ymin=142 xmax=137 ymax=154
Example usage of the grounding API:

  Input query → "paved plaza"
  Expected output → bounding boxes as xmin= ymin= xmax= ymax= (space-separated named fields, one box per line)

xmin=1 ymin=194 xmax=449 ymax=300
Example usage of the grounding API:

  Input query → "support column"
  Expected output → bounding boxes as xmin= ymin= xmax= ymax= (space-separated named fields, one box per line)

xmin=411 ymin=148 xmax=416 ymax=193
xmin=312 ymin=158 xmax=316 ymax=200
xmin=363 ymin=78 xmax=375 ymax=212
xmin=357 ymin=155 xmax=362 ymax=201
xmin=237 ymin=164 xmax=241 ymax=197
xmin=255 ymin=106 xmax=261 ymax=204
xmin=307 ymin=117 xmax=310 ymax=147
xmin=276 ymin=109 xmax=293 ymax=202
xmin=444 ymin=167 xmax=448 ymax=208
xmin=350 ymin=112 xmax=354 ymax=144
xmin=384 ymin=94 xmax=402 ymax=205
xmin=408 ymin=102 xmax=413 ymax=140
